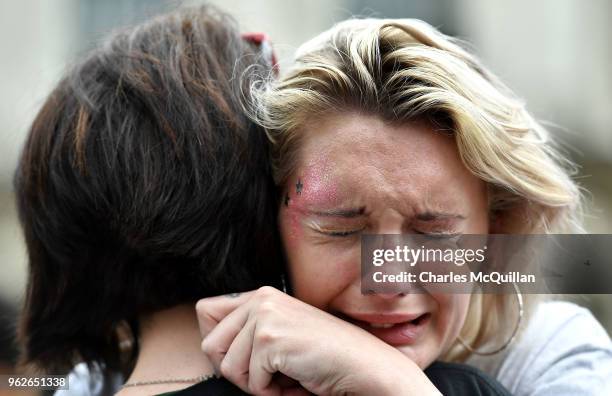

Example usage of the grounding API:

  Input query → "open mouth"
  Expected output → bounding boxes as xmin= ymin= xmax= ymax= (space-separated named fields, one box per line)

xmin=339 ymin=312 xmax=432 ymax=345
xmin=366 ymin=313 xmax=431 ymax=329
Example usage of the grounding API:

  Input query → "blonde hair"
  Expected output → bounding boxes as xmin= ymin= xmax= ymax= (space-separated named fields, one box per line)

xmin=250 ymin=19 xmax=584 ymax=362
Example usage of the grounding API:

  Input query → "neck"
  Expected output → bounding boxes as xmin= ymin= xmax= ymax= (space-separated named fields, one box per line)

xmin=120 ymin=304 xmax=215 ymax=394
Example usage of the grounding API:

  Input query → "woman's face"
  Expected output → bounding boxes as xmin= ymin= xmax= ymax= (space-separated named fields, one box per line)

xmin=279 ymin=112 xmax=489 ymax=368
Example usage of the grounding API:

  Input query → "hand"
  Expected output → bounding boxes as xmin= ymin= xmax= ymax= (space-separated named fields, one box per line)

xmin=196 ymin=286 xmax=441 ymax=396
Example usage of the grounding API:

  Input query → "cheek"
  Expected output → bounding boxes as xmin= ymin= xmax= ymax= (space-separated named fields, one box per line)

xmin=467 ymin=205 xmax=489 ymax=233
xmin=289 ymin=256 xmax=357 ymax=310
xmin=279 ymin=204 xmax=303 ymax=249
xmin=279 ymin=215 xmax=359 ymax=308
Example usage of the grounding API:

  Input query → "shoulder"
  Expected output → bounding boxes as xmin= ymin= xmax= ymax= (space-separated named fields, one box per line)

xmin=497 ymin=300 xmax=612 ymax=395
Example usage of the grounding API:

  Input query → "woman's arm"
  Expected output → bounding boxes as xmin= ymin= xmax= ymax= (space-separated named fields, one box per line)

xmin=196 ymin=286 xmax=442 ymax=396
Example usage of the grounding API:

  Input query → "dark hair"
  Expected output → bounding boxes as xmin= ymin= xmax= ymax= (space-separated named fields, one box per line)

xmin=0 ymin=298 xmax=18 ymax=367
xmin=14 ymin=5 xmax=283 ymax=374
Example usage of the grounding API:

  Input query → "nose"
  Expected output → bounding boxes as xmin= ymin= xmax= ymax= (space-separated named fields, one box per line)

xmin=362 ymin=280 xmax=424 ymax=297
xmin=377 ymin=209 xmax=405 ymax=234
xmin=372 ymin=291 xmax=406 ymax=299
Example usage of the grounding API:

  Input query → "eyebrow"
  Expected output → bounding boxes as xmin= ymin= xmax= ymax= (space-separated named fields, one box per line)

xmin=305 ymin=208 xmax=465 ymax=220
xmin=307 ymin=207 xmax=366 ymax=218
xmin=416 ymin=211 xmax=466 ymax=221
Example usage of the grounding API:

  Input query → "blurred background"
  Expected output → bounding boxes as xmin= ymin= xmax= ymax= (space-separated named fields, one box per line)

xmin=0 ymin=0 xmax=610 ymax=372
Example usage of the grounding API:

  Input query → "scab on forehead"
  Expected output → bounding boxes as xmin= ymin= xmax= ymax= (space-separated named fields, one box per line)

xmin=293 ymin=162 xmax=340 ymax=207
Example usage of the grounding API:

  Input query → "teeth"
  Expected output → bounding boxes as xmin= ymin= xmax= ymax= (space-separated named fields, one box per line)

xmin=369 ymin=322 xmax=394 ymax=328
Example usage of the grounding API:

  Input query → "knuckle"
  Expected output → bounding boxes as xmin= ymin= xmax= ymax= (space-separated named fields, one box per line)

xmin=200 ymin=337 xmax=215 ymax=355
xmin=256 ymin=300 xmax=284 ymax=321
xmin=255 ymin=327 xmax=281 ymax=346
xmin=247 ymin=378 xmax=265 ymax=395
xmin=195 ymin=299 xmax=208 ymax=315
xmin=268 ymin=353 xmax=285 ymax=372
xmin=195 ymin=302 xmax=216 ymax=332
xmin=258 ymin=300 xmax=278 ymax=314
xmin=219 ymin=357 xmax=234 ymax=378
xmin=256 ymin=285 xmax=278 ymax=298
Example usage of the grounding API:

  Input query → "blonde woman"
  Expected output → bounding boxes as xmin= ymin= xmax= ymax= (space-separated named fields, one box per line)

xmin=195 ymin=18 xmax=612 ymax=395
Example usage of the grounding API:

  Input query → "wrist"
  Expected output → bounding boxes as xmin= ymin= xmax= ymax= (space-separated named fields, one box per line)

xmin=368 ymin=358 xmax=441 ymax=396
xmin=378 ymin=371 xmax=441 ymax=396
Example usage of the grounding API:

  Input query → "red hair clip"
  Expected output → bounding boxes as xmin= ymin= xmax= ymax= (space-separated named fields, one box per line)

xmin=242 ymin=32 xmax=279 ymax=76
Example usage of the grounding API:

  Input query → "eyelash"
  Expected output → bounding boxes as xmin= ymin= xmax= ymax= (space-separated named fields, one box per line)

xmin=415 ymin=229 xmax=451 ymax=236
xmin=415 ymin=230 xmax=462 ymax=242
xmin=312 ymin=226 xmax=460 ymax=239
xmin=307 ymin=219 xmax=365 ymax=238
xmin=324 ymin=229 xmax=363 ymax=237
xmin=318 ymin=230 xmax=461 ymax=242
xmin=309 ymin=223 xmax=363 ymax=238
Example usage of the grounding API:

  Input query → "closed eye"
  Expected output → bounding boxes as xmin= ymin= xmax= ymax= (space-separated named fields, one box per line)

xmin=307 ymin=219 xmax=365 ymax=238
xmin=310 ymin=224 xmax=361 ymax=238
xmin=415 ymin=230 xmax=462 ymax=243
xmin=323 ymin=229 xmax=363 ymax=237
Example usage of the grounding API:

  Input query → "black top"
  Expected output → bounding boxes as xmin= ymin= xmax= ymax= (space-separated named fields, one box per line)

xmin=425 ymin=361 xmax=512 ymax=396
xmin=157 ymin=361 xmax=511 ymax=395
xmin=156 ymin=377 xmax=244 ymax=396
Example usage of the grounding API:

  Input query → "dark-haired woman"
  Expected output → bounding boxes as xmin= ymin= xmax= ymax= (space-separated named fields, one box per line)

xmin=15 ymin=5 xmax=282 ymax=395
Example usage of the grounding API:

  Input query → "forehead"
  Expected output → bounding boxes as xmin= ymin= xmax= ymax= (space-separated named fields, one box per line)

xmin=295 ymin=113 xmax=477 ymax=202
xmin=300 ymin=112 xmax=453 ymax=161
xmin=286 ymin=112 xmax=491 ymax=219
